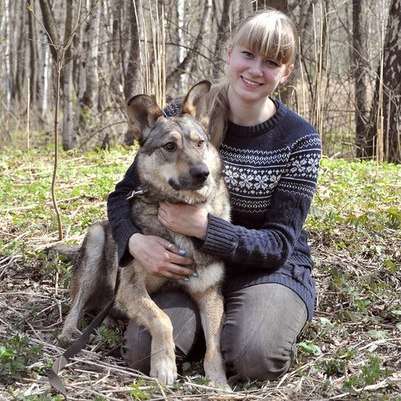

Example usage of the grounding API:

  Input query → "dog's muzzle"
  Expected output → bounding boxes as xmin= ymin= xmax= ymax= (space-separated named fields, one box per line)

xmin=168 ymin=163 xmax=210 ymax=191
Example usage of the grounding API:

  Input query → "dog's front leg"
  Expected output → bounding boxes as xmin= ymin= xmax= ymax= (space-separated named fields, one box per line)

xmin=116 ymin=277 xmax=177 ymax=385
xmin=58 ymin=288 xmax=87 ymax=345
xmin=193 ymin=284 xmax=229 ymax=389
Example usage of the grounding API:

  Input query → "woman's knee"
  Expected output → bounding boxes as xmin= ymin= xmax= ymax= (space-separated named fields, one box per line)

xmin=222 ymin=324 xmax=295 ymax=380
xmin=221 ymin=284 xmax=307 ymax=381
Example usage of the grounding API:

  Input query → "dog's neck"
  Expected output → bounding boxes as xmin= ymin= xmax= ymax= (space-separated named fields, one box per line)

xmin=130 ymin=184 xmax=210 ymax=205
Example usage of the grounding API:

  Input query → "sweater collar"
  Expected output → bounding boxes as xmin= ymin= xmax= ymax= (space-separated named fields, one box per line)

xmin=226 ymin=98 xmax=287 ymax=137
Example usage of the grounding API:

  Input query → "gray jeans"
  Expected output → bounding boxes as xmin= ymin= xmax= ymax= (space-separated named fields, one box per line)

xmin=121 ymin=283 xmax=307 ymax=381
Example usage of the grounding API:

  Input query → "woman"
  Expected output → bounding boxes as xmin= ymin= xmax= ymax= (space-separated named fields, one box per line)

xmin=107 ymin=9 xmax=321 ymax=381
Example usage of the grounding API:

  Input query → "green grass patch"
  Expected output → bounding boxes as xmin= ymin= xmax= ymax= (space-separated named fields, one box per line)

xmin=1 ymin=149 xmax=400 ymax=256
xmin=0 ymin=334 xmax=42 ymax=385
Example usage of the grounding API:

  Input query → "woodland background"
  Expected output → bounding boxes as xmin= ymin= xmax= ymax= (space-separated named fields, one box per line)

xmin=1 ymin=1 xmax=401 ymax=400
xmin=0 ymin=0 xmax=400 ymax=162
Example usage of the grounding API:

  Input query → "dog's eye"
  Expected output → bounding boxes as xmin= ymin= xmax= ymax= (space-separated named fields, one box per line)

xmin=197 ymin=140 xmax=205 ymax=148
xmin=163 ymin=142 xmax=177 ymax=152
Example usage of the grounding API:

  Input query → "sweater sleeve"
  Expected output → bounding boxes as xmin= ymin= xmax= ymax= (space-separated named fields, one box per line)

xmin=107 ymin=157 xmax=142 ymax=266
xmin=200 ymin=133 xmax=321 ymax=270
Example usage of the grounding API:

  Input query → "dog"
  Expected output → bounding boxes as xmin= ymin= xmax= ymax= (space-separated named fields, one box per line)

xmin=58 ymin=81 xmax=230 ymax=387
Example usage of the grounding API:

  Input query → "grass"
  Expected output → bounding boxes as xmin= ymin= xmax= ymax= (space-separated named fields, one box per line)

xmin=0 ymin=146 xmax=400 ymax=400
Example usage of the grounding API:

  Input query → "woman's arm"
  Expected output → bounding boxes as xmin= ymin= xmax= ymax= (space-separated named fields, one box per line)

xmin=159 ymin=133 xmax=321 ymax=270
xmin=107 ymin=157 xmax=142 ymax=266
xmin=201 ymin=133 xmax=321 ymax=269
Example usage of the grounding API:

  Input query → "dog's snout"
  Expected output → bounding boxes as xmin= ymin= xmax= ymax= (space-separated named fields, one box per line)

xmin=190 ymin=164 xmax=210 ymax=182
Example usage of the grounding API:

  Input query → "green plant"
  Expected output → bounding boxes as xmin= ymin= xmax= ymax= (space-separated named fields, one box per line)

xmin=96 ymin=325 xmax=122 ymax=349
xmin=344 ymin=354 xmax=390 ymax=391
xmin=298 ymin=340 xmax=322 ymax=356
xmin=130 ymin=379 xmax=151 ymax=400
xmin=320 ymin=348 xmax=355 ymax=377
xmin=0 ymin=334 xmax=42 ymax=384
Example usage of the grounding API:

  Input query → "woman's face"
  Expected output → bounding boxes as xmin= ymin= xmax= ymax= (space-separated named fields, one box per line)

xmin=226 ymin=45 xmax=293 ymax=105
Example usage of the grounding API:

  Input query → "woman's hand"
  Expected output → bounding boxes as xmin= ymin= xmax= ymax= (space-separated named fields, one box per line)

xmin=128 ymin=233 xmax=194 ymax=280
xmin=158 ymin=202 xmax=208 ymax=239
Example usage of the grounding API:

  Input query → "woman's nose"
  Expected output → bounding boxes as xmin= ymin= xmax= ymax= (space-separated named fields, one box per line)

xmin=248 ymin=59 xmax=264 ymax=76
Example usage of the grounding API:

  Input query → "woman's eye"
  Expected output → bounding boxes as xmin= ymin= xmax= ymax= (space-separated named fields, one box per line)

xmin=265 ymin=59 xmax=280 ymax=67
xmin=163 ymin=142 xmax=177 ymax=152
xmin=242 ymin=51 xmax=254 ymax=58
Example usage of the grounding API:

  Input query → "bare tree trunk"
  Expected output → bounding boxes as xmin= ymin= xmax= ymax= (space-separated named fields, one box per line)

xmin=39 ymin=32 xmax=50 ymax=118
xmin=212 ymin=0 xmax=231 ymax=79
xmin=38 ymin=0 xmax=60 ymax=62
xmin=253 ymin=0 xmax=288 ymax=12
xmin=176 ymin=0 xmax=185 ymax=93
xmin=62 ymin=1 xmax=76 ymax=150
xmin=81 ymin=0 xmax=100 ymax=110
xmin=15 ymin=1 xmax=27 ymax=104
xmin=124 ymin=0 xmax=141 ymax=100
xmin=368 ymin=0 xmax=401 ymax=162
xmin=28 ymin=0 xmax=39 ymax=110
xmin=4 ymin=0 xmax=12 ymax=108
xmin=166 ymin=0 xmax=212 ymax=90
xmin=110 ymin=0 xmax=122 ymax=96
xmin=352 ymin=0 xmax=368 ymax=158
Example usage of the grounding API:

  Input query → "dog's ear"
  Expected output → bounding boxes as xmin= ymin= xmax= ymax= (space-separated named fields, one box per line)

xmin=126 ymin=95 xmax=163 ymax=142
xmin=181 ymin=80 xmax=211 ymax=128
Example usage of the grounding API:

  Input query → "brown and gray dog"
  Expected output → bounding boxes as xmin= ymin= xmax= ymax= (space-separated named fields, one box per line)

xmin=58 ymin=81 xmax=230 ymax=387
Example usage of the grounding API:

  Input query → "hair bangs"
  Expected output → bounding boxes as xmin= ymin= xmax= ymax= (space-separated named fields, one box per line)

xmin=234 ymin=13 xmax=296 ymax=65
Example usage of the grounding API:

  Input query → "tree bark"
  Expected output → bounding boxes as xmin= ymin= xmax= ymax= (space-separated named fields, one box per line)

xmin=253 ymin=0 xmax=288 ymax=12
xmin=4 ymin=0 xmax=12 ymax=108
xmin=81 ymin=0 xmax=100 ymax=110
xmin=352 ymin=0 xmax=368 ymax=158
xmin=15 ymin=0 xmax=27 ymax=103
xmin=110 ymin=0 xmax=123 ymax=96
xmin=28 ymin=0 xmax=39 ymax=108
xmin=166 ymin=0 xmax=212 ymax=90
xmin=39 ymin=31 xmax=50 ymax=118
xmin=38 ymin=0 xmax=60 ymax=63
xmin=368 ymin=0 xmax=401 ymax=162
xmin=212 ymin=0 xmax=231 ymax=79
xmin=62 ymin=1 xmax=76 ymax=150
xmin=124 ymin=0 xmax=141 ymax=101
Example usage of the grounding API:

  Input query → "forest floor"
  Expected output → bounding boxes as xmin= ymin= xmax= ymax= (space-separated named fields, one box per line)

xmin=0 ymin=146 xmax=401 ymax=401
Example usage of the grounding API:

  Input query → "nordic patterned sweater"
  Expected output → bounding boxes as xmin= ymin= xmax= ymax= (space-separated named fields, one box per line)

xmin=107 ymin=98 xmax=321 ymax=320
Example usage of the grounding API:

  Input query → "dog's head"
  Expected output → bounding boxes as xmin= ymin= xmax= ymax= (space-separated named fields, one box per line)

xmin=126 ymin=81 xmax=222 ymax=203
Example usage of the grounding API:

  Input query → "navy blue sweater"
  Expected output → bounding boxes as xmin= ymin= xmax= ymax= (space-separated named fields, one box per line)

xmin=107 ymin=99 xmax=321 ymax=320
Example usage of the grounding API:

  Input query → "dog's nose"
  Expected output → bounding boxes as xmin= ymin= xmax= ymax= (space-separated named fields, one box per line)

xmin=190 ymin=164 xmax=210 ymax=182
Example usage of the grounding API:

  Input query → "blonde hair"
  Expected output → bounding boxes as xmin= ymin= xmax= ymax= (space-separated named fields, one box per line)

xmin=206 ymin=9 xmax=297 ymax=148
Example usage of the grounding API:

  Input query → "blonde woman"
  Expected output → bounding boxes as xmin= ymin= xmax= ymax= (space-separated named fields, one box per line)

xmin=108 ymin=9 xmax=321 ymax=381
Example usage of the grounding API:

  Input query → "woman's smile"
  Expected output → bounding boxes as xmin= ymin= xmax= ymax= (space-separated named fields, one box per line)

xmin=240 ymin=75 xmax=264 ymax=88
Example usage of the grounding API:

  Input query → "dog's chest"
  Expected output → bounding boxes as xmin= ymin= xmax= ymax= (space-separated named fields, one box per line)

xmin=130 ymin=200 xmax=224 ymax=293
xmin=131 ymin=201 xmax=167 ymax=237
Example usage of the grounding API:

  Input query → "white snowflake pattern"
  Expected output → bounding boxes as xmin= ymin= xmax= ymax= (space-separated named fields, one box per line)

xmin=239 ymin=173 xmax=254 ymax=189
xmin=223 ymin=166 xmax=239 ymax=186
xmin=254 ymin=174 xmax=270 ymax=190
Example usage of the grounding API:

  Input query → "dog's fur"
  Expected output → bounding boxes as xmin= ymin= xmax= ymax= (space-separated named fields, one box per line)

xmin=58 ymin=81 xmax=230 ymax=386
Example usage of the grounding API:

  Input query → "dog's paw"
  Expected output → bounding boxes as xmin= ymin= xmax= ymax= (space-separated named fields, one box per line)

xmin=208 ymin=379 xmax=232 ymax=391
xmin=150 ymin=355 xmax=177 ymax=385
xmin=204 ymin=358 xmax=229 ymax=390
xmin=206 ymin=372 xmax=231 ymax=391
xmin=58 ymin=327 xmax=82 ymax=347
